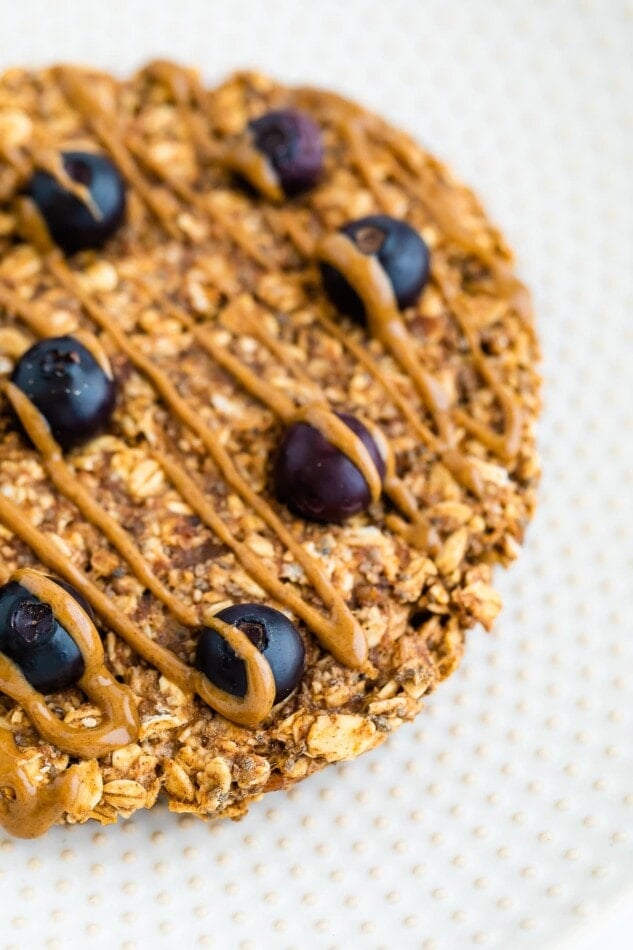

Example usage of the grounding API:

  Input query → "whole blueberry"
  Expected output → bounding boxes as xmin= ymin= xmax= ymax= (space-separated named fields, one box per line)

xmin=11 ymin=336 xmax=116 ymax=450
xmin=0 ymin=579 xmax=86 ymax=693
xmin=249 ymin=109 xmax=324 ymax=196
xmin=272 ymin=412 xmax=385 ymax=523
xmin=27 ymin=150 xmax=126 ymax=254
xmin=195 ymin=604 xmax=306 ymax=705
xmin=321 ymin=214 xmax=430 ymax=321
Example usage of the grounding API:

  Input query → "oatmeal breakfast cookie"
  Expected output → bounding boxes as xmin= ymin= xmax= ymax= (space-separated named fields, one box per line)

xmin=0 ymin=61 xmax=540 ymax=837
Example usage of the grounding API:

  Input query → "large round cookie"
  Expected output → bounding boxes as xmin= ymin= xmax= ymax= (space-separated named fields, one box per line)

xmin=0 ymin=61 xmax=540 ymax=837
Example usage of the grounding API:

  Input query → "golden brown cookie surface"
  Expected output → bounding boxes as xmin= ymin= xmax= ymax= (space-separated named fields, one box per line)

xmin=0 ymin=62 xmax=540 ymax=836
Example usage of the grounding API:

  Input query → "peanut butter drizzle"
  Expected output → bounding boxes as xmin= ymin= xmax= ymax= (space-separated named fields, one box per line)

xmin=53 ymin=67 xmax=182 ymax=239
xmin=0 ymin=273 xmax=367 ymax=670
xmin=358 ymin=419 xmax=441 ymax=553
xmin=145 ymin=67 xmax=280 ymax=201
xmin=219 ymin=139 xmax=285 ymax=203
xmin=432 ymin=262 xmax=522 ymax=460
xmin=0 ymin=66 xmax=532 ymax=819
xmin=125 ymin=133 xmax=274 ymax=269
xmin=0 ymin=129 xmax=100 ymax=220
xmin=14 ymin=196 xmax=56 ymax=256
xmin=371 ymin=123 xmax=535 ymax=330
xmin=152 ymin=446 xmax=366 ymax=671
xmin=342 ymin=121 xmax=400 ymax=216
xmin=190 ymin=613 xmax=275 ymax=728
xmin=161 ymin=295 xmax=298 ymax=422
xmin=0 ymin=570 xmax=140 ymax=758
xmin=160 ymin=292 xmax=440 ymax=546
xmin=142 ymin=60 xmax=223 ymax=163
xmin=0 ymin=726 xmax=89 ymax=839
xmin=219 ymin=295 xmax=320 ymax=396
xmin=70 ymin=329 xmax=114 ymax=379
xmin=288 ymin=403 xmax=383 ymax=504
xmin=314 ymin=233 xmax=520 ymax=491
xmin=309 ymin=306 xmax=488 ymax=497
xmin=316 ymin=233 xmax=456 ymax=441
xmin=47 ymin=256 xmax=368 ymax=670
xmin=0 ymin=283 xmax=54 ymax=338
xmin=157 ymin=294 xmax=381 ymax=503
xmin=2 ymin=381 xmax=199 ymax=628
xmin=0 ymin=496 xmax=275 ymax=728
xmin=271 ymin=208 xmax=316 ymax=260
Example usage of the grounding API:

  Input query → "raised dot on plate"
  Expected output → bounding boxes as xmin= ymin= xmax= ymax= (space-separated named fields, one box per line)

xmin=611 ymin=830 xmax=628 ymax=844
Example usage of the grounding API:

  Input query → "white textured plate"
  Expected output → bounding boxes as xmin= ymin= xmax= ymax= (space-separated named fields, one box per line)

xmin=1 ymin=1 xmax=632 ymax=948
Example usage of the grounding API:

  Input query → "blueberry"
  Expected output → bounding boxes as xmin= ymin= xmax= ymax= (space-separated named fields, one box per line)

xmin=321 ymin=214 xmax=430 ymax=320
xmin=272 ymin=412 xmax=385 ymax=523
xmin=11 ymin=336 xmax=116 ymax=450
xmin=249 ymin=109 xmax=324 ymax=196
xmin=195 ymin=604 xmax=306 ymax=705
xmin=0 ymin=579 xmax=85 ymax=693
xmin=27 ymin=151 xmax=126 ymax=254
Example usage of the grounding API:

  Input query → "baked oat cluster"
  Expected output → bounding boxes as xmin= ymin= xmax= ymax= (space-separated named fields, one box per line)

xmin=0 ymin=61 xmax=540 ymax=838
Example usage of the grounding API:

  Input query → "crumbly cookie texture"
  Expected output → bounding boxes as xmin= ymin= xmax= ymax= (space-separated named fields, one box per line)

xmin=0 ymin=63 xmax=540 ymax=828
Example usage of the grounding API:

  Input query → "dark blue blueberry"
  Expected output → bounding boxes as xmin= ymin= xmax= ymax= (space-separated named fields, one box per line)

xmin=27 ymin=150 xmax=126 ymax=254
xmin=272 ymin=412 xmax=385 ymax=523
xmin=249 ymin=109 xmax=324 ymax=196
xmin=195 ymin=604 xmax=306 ymax=705
xmin=11 ymin=336 xmax=116 ymax=450
xmin=0 ymin=579 xmax=86 ymax=693
xmin=321 ymin=214 xmax=430 ymax=320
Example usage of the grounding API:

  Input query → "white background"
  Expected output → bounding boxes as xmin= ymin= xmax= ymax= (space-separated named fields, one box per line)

xmin=0 ymin=2 xmax=631 ymax=948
